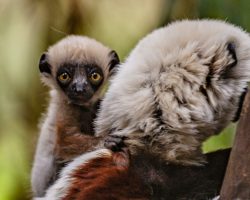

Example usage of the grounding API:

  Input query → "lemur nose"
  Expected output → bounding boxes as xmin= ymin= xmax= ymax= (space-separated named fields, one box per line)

xmin=72 ymin=83 xmax=86 ymax=93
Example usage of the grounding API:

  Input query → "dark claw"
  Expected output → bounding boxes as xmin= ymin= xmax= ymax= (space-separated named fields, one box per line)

xmin=232 ymin=87 xmax=248 ymax=122
xmin=104 ymin=135 xmax=127 ymax=152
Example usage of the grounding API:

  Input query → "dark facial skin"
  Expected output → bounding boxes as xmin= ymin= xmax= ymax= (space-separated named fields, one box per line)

xmin=56 ymin=63 xmax=104 ymax=106
xmin=39 ymin=50 xmax=119 ymax=107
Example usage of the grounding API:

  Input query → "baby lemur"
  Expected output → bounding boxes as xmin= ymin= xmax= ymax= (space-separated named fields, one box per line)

xmin=95 ymin=19 xmax=250 ymax=166
xmin=31 ymin=35 xmax=119 ymax=197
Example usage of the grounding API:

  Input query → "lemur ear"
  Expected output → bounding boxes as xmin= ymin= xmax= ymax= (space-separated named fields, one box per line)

xmin=108 ymin=50 xmax=120 ymax=74
xmin=208 ymin=42 xmax=238 ymax=79
xmin=226 ymin=42 xmax=237 ymax=68
xmin=39 ymin=53 xmax=51 ymax=75
xmin=218 ymin=42 xmax=238 ymax=79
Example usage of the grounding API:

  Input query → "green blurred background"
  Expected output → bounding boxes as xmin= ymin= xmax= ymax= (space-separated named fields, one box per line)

xmin=0 ymin=0 xmax=250 ymax=199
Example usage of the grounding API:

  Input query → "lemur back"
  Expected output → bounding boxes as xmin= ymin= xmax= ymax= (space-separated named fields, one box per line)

xmin=96 ymin=19 xmax=250 ymax=166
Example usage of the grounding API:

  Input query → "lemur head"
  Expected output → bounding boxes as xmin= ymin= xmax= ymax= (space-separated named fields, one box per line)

xmin=96 ymin=20 xmax=250 ymax=160
xmin=39 ymin=35 xmax=119 ymax=107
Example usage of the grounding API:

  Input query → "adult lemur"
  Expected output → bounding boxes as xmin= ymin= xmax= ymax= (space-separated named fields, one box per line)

xmin=41 ymin=20 xmax=250 ymax=200
xmin=31 ymin=35 xmax=119 ymax=197
xmin=96 ymin=19 xmax=250 ymax=166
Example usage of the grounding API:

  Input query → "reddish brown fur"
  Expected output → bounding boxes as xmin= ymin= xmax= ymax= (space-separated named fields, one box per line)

xmin=54 ymin=101 xmax=102 ymax=162
xmin=62 ymin=151 xmax=151 ymax=200
xmin=55 ymin=122 xmax=102 ymax=161
xmin=58 ymin=149 xmax=230 ymax=200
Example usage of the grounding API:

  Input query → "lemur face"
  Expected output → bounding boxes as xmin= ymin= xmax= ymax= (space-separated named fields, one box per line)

xmin=38 ymin=35 xmax=119 ymax=107
xmin=55 ymin=63 xmax=104 ymax=105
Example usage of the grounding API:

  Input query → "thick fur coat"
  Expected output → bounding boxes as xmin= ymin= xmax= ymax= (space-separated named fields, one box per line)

xmin=41 ymin=148 xmax=230 ymax=200
xmin=40 ymin=19 xmax=250 ymax=199
xmin=96 ymin=19 xmax=250 ymax=165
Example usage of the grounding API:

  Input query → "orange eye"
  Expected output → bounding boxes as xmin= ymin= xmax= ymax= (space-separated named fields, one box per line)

xmin=58 ymin=72 xmax=71 ymax=83
xmin=89 ymin=72 xmax=102 ymax=84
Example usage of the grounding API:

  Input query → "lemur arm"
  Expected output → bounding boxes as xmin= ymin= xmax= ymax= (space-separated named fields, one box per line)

xmin=31 ymin=109 xmax=57 ymax=197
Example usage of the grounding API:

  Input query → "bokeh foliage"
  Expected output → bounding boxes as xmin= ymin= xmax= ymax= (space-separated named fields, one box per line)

xmin=0 ymin=0 xmax=249 ymax=199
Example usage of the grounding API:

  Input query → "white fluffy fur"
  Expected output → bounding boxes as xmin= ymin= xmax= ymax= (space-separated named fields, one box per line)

xmin=31 ymin=35 xmax=115 ymax=197
xmin=96 ymin=19 xmax=250 ymax=165
xmin=39 ymin=149 xmax=111 ymax=200
xmin=31 ymin=90 xmax=58 ymax=196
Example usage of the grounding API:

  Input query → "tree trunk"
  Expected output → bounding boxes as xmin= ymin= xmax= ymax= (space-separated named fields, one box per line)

xmin=220 ymin=91 xmax=250 ymax=199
